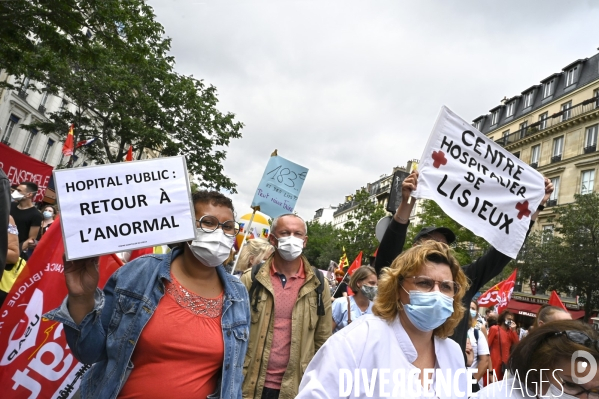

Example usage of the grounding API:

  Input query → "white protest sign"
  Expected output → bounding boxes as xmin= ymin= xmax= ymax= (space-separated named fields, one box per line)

xmin=54 ymin=156 xmax=196 ymax=260
xmin=413 ymin=106 xmax=545 ymax=258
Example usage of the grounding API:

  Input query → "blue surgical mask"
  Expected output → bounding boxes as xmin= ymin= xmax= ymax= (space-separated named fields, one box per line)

xmin=43 ymin=211 xmax=53 ymax=219
xmin=400 ymin=286 xmax=454 ymax=332
xmin=470 ymin=309 xmax=477 ymax=318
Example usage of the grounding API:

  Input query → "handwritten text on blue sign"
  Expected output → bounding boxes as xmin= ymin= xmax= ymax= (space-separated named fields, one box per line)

xmin=251 ymin=156 xmax=308 ymax=218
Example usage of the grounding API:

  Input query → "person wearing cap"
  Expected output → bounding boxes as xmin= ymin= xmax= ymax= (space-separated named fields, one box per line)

xmin=374 ymin=169 xmax=553 ymax=355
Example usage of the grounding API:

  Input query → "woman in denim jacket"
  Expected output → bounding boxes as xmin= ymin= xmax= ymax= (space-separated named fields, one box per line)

xmin=45 ymin=191 xmax=250 ymax=399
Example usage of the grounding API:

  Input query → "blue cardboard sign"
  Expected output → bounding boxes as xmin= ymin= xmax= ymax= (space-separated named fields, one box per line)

xmin=251 ymin=155 xmax=309 ymax=218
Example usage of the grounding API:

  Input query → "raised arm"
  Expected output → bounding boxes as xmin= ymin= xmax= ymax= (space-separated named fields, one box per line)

xmin=7 ymin=216 xmax=20 ymax=265
xmin=374 ymin=170 xmax=418 ymax=276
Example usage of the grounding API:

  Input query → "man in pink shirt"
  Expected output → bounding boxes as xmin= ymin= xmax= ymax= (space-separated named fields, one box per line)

xmin=240 ymin=214 xmax=332 ymax=399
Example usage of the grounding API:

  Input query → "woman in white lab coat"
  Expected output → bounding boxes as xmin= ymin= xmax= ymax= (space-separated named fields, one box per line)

xmin=297 ymin=240 xmax=470 ymax=399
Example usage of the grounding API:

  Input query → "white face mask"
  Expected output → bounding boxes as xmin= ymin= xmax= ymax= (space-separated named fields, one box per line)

xmin=274 ymin=235 xmax=304 ymax=261
xmin=11 ymin=191 xmax=25 ymax=201
xmin=188 ymin=228 xmax=234 ymax=267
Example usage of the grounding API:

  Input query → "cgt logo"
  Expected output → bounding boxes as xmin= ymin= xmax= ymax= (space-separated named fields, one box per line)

xmin=0 ymin=289 xmax=43 ymax=365
xmin=571 ymin=350 xmax=598 ymax=385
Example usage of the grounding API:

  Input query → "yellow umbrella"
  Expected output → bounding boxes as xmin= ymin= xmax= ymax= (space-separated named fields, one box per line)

xmin=236 ymin=212 xmax=271 ymax=249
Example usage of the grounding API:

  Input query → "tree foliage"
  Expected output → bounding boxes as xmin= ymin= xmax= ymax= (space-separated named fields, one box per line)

xmin=407 ymin=199 xmax=491 ymax=266
xmin=338 ymin=190 xmax=387 ymax=263
xmin=0 ymin=0 xmax=242 ymax=191
xmin=304 ymin=191 xmax=387 ymax=269
xmin=304 ymin=221 xmax=342 ymax=270
xmin=517 ymin=193 xmax=599 ymax=321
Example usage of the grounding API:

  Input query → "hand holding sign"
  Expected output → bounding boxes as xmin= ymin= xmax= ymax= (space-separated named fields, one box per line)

xmin=64 ymin=254 xmax=99 ymax=298
xmin=64 ymin=254 xmax=99 ymax=324
xmin=402 ymin=170 xmax=419 ymax=203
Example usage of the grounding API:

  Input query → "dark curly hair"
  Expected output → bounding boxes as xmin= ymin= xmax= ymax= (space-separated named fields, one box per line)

xmin=192 ymin=190 xmax=235 ymax=214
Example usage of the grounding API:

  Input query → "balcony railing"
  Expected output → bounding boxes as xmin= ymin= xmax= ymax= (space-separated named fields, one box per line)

xmin=584 ymin=145 xmax=597 ymax=154
xmin=551 ymin=155 xmax=562 ymax=163
xmin=374 ymin=186 xmax=390 ymax=196
xmin=546 ymin=199 xmax=558 ymax=207
xmin=530 ymin=162 xmax=538 ymax=169
xmin=495 ymin=96 xmax=599 ymax=147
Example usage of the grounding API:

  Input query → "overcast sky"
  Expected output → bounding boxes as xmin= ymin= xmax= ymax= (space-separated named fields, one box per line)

xmin=147 ymin=0 xmax=599 ymax=220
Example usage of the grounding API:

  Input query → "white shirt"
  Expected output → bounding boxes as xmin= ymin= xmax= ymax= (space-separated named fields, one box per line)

xmin=468 ymin=327 xmax=490 ymax=388
xmin=331 ymin=295 xmax=373 ymax=333
xmin=297 ymin=314 xmax=469 ymax=399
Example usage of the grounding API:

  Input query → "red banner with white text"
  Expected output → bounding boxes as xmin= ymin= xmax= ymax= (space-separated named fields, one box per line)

xmin=477 ymin=269 xmax=518 ymax=314
xmin=0 ymin=143 xmax=53 ymax=202
xmin=0 ymin=218 xmax=122 ymax=398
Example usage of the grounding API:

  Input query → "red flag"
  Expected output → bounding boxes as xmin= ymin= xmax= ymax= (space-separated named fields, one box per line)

xmin=347 ymin=251 xmax=363 ymax=276
xmin=62 ymin=124 xmax=74 ymax=156
xmin=0 ymin=143 xmax=53 ymax=202
xmin=477 ymin=269 xmax=518 ymax=314
xmin=548 ymin=290 xmax=567 ymax=311
xmin=0 ymin=218 xmax=123 ymax=398
xmin=125 ymin=145 xmax=133 ymax=161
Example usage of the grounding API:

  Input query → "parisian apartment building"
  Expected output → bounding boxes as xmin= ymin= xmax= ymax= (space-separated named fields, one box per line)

xmin=472 ymin=49 xmax=599 ymax=234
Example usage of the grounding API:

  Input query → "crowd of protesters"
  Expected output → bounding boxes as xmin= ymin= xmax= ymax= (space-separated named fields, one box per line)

xmin=2 ymin=168 xmax=598 ymax=399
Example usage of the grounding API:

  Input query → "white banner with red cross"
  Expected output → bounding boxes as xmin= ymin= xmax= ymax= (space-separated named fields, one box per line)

xmin=413 ymin=106 xmax=545 ymax=258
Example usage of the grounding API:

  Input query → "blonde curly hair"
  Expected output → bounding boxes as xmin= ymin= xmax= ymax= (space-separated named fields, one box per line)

xmin=236 ymin=238 xmax=274 ymax=272
xmin=372 ymin=240 xmax=469 ymax=338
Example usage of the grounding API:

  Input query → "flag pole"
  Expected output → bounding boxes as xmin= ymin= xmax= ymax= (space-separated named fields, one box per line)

xmin=331 ymin=249 xmax=349 ymax=297
xmin=332 ymin=270 xmax=351 ymax=298
xmin=230 ymin=206 xmax=259 ymax=274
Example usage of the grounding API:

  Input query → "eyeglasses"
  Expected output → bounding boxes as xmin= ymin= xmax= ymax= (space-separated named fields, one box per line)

xmin=554 ymin=331 xmax=599 ymax=353
xmin=403 ymin=275 xmax=460 ymax=297
xmin=552 ymin=331 xmax=599 ymax=397
xmin=554 ymin=372 xmax=599 ymax=398
xmin=195 ymin=215 xmax=239 ymax=237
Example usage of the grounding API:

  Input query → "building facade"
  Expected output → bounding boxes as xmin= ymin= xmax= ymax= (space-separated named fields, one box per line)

xmin=473 ymin=50 xmax=599 ymax=233
xmin=329 ymin=160 xmax=423 ymax=229
xmin=0 ymin=73 xmax=70 ymax=168
xmin=471 ymin=50 xmax=599 ymax=313
xmin=312 ymin=205 xmax=337 ymax=224
xmin=1 ymin=71 xmax=161 ymax=176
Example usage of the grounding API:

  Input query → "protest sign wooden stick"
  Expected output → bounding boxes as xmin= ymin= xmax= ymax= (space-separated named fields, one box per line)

xmin=231 ymin=206 xmax=259 ymax=274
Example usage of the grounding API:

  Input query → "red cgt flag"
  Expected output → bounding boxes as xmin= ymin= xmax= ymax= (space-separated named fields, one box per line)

xmin=477 ymin=269 xmax=518 ymax=314
xmin=548 ymin=290 xmax=568 ymax=311
xmin=62 ymin=124 xmax=74 ymax=156
xmin=0 ymin=218 xmax=123 ymax=398
xmin=347 ymin=251 xmax=363 ymax=276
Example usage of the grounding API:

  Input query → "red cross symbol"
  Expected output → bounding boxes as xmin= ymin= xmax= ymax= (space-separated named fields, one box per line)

xmin=431 ymin=150 xmax=447 ymax=169
xmin=515 ymin=201 xmax=531 ymax=220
